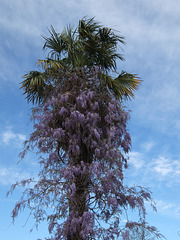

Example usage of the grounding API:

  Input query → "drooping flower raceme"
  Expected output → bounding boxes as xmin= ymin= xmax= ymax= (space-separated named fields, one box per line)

xmin=8 ymin=68 xmax=162 ymax=240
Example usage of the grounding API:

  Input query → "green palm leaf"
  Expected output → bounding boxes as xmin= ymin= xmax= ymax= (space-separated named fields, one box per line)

xmin=113 ymin=71 xmax=141 ymax=100
xmin=21 ymin=17 xmax=141 ymax=104
xmin=78 ymin=18 xmax=125 ymax=71
xmin=42 ymin=25 xmax=66 ymax=60
xmin=37 ymin=59 xmax=65 ymax=72
xmin=20 ymin=71 xmax=53 ymax=104
xmin=101 ymin=71 xmax=141 ymax=100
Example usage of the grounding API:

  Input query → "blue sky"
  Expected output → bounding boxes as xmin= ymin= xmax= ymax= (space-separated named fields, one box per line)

xmin=0 ymin=0 xmax=180 ymax=239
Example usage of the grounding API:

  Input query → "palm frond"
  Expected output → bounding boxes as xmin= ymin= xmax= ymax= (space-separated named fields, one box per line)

xmin=78 ymin=17 xmax=101 ymax=40
xmin=20 ymin=71 xmax=52 ymax=104
xmin=42 ymin=26 xmax=66 ymax=60
xmin=100 ymin=71 xmax=142 ymax=100
xmin=78 ymin=18 xmax=125 ymax=71
xmin=60 ymin=25 xmax=77 ymax=66
xmin=98 ymin=27 xmax=125 ymax=47
xmin=96 ymin=27 xmax=125 ymax=70
xmin=21 ymin=17 xmax=140 ymax=105
xmin=113 ymin=71 xmax=142 ymax=100
xmin=37 ymin=59 xmax=65 ymax=72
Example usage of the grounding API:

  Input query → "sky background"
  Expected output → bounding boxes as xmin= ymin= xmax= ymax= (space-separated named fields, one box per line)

xmin=0 ymin=0 xmax=180 ymax=239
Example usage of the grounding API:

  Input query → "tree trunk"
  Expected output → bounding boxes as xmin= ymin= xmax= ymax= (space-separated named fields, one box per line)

xmin=67 ymin=142 xmax=91 ymax=240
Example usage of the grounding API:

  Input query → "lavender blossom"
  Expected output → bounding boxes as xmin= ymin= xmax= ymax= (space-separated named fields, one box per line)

xmin=8 ymin=67 xmax=162 ymax=240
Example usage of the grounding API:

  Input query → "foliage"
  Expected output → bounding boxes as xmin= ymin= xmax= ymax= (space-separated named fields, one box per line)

xmin=125 ymin=224 xmax=165 ymax=240
xmin=8 ymin=67 xmax=164 ymax=240
xmin=20 ymin=17 xmax=141 ymax=105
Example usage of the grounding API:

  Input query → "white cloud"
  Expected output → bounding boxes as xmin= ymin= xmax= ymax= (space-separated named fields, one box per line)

xmin=130 ymin=72 xmax=180 ymax=137
xmin=0 ymin=0 xmax=81 ymax=39
xmin=2 ymin=130 xmax=16 ymax=144
xmin=151 ymin=156 xmax=180 ymax=178
xmin=148 ymin=0 xmax=180 ymax=20
xmin=127 ymin=151 xmax=180 ymax=186
xmin=0 ymin=129 xmax=26 ymax=147
xmin=152 ymin=156 xmax=174 ymax=176
xmin=156 ymin=199 xmax=175 ymax=210
xmin=128 ymin=151 xmax=145 ymax=169
xmin=0 ymin=166 xmax=30 ymax=186
xmin=141 ymin=141 xmax=155 ymax=152
xmin=155 ymin=199 xmax=180 ymax=219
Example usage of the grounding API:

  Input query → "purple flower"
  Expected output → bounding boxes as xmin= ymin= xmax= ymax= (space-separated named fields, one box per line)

xmin=95 ymin=148 xmax=100 ymax=157
xmin=94 ymin=129 xmax=100 ymax=140
xmin=71 ymin=183 xmax=76 ymax=196
xmin=87 ymin=91 xmax=94 ymax=100
xmin=59 ymin=107 xmax=68 ymax=115
xmin=11 ymin=68 xmax=158 ymax=240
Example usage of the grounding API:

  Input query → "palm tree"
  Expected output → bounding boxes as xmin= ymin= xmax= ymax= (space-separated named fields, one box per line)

xmin=19 ymin=18 xmax=143 ymax=240
xmin=20 ymin=17 xmax=141 ymax=104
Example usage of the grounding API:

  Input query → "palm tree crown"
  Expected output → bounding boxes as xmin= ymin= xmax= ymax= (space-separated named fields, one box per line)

xmin=20 ymin=17 xmax=141 ymax=104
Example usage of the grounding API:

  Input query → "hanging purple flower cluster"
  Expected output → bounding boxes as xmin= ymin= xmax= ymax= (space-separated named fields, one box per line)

xmin=8 ymin=68 xmax=162 ymax=240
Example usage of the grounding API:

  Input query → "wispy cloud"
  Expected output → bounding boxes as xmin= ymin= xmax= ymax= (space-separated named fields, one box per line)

xmin=128 ymin=151 xmax=180 ymax=186
xmin=0 ymin=129 xmax=26 ymax=147
xmin=155 ymin=199 xmax=180 ymax=219
xmin=151 ymin=156 xmax=180 ymax=178
xmin=156 ymin=199 xmax=175 ymax=211
xmin=0 ymin=166 xmax=30 ymax=186
xmin=141 ymin=141 xmax=155 ymax=152
xmin=152 ymin=157 xmax=173 ymax=176
xmin=128 ymin=151 xmax=145 ymax=169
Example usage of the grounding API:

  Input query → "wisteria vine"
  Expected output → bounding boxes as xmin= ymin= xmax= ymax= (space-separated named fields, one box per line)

xmin=8 ymin=67 xmax=163 ymax=240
